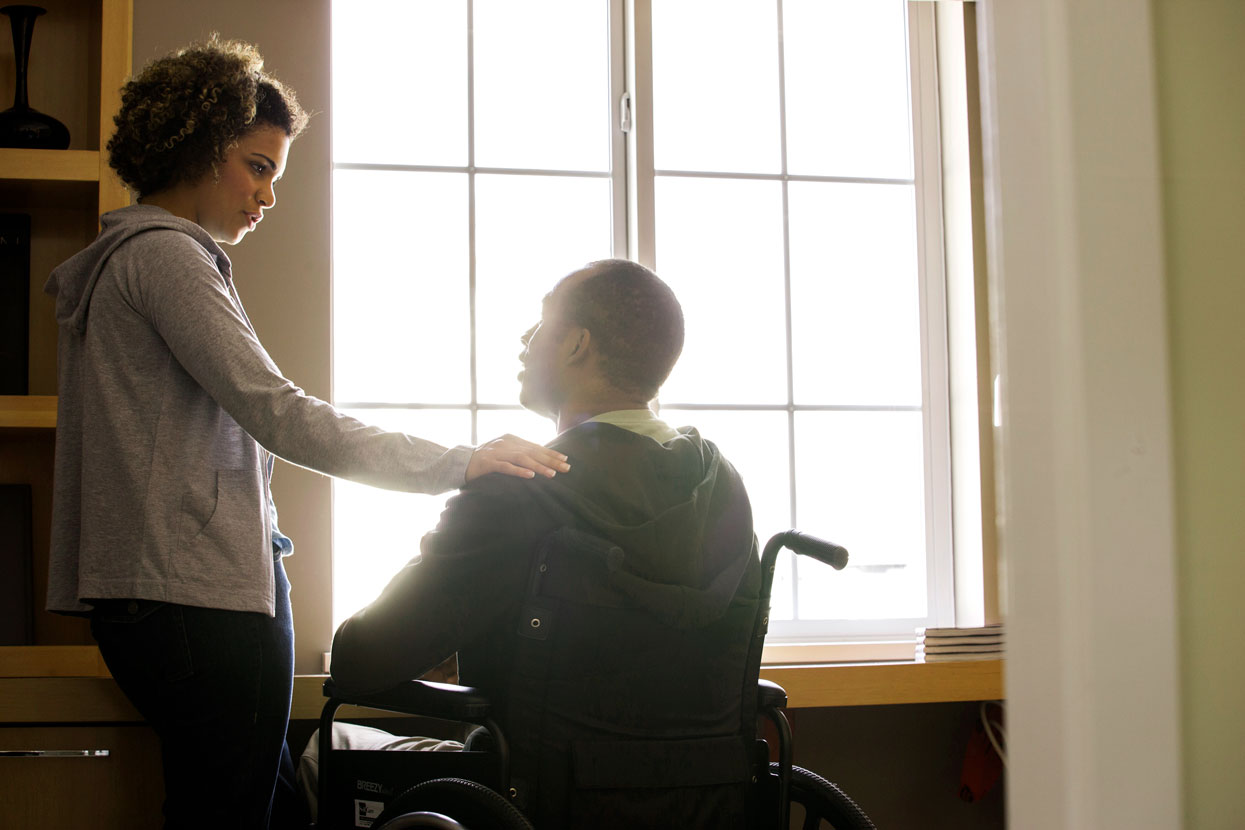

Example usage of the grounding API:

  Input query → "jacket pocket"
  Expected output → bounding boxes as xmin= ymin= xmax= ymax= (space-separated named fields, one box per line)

xmin=176 ymin=468 xmax=264 ymax=572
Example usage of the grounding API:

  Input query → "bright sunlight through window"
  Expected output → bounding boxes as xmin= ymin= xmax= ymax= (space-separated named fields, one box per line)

xmin=330 ymin=1 xmax=953 ymax=647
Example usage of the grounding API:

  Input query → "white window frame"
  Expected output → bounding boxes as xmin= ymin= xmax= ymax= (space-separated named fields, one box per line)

xmin=330 ymin=0 xmax=971 ymax=662
xmin=625 ymin=1 xmax=955 ymax=652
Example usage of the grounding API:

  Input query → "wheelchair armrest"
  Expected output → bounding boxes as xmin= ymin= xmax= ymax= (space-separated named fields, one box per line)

xmin=322 ymin=677 xmax=493 ymax=723
xmin=757 ymin=678 xmax=788 ymax=711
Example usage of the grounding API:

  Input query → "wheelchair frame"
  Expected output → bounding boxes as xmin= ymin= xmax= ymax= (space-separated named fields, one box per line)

xmin=314 ymin=530 xmax=874 ymax=829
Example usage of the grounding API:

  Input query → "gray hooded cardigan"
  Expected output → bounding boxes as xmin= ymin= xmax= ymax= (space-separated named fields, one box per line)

xmin=44 ymin=204 xmax=471 ymax=616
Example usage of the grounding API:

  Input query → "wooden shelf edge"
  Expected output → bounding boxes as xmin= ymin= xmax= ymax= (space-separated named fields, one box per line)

xmin=0 ymin=149 xmax=101 ymax=183
xmin=0 ymin=645 xmax=110 ymax=678
xmin=0 ymin=676 xmax=138 ymax=723
xmin=760 ymin=659 xmax=1004 ymax=708
xmin=0 ymin=395 xmax=57 ymax=429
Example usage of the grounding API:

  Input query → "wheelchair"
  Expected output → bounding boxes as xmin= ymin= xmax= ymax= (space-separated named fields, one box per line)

xmin=315 ymin=530 xmax=877 ymax=829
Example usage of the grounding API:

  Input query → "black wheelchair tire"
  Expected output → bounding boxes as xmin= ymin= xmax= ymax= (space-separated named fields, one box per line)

xmin=370 ymin=812 xmax=466 ymax=830
xmin=774 ymin=762 xmax=877 ymax=830
xmin=372 ymin=777 xmax=534 ymax=830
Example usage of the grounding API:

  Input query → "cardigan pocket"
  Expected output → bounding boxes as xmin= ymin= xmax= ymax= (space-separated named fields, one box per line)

xmin=178 ymin=473 xmax=221 ymax=544
xmin=175 ymin=468 xmax=264 ymax=577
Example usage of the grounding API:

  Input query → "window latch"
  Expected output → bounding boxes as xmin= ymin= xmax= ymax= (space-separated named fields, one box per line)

xmin=619 ymin=91 xmax=632 ymax=134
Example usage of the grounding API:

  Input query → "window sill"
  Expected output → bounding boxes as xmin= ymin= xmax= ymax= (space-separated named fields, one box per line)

xmin=761 ymin=640 xmax=920 ymax=665
xmin=286 ymin=660 xmax=1004 ymax=718
xmin=0 ymin=648 xmax=1003 ymax=722
xmin=758 ymin=659 xmax=1003 ymax=708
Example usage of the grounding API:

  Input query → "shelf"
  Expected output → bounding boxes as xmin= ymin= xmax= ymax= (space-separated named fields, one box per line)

xmin=0 ymin=0 xmax=139 ymax=743
xmin=0 ymin=149 xmax=101 ymax=183
xmin=0 ymin=396 xmax=57 ymax=430
xmin=0 ymin=646 xmax=109 ymax=678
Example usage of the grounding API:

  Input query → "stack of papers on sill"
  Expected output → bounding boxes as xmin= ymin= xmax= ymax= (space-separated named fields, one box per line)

xmin=915 ymin=624 xmax=1005 ymax=662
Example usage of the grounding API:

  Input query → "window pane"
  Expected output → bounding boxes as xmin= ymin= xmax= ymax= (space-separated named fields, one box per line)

xmin=474 ymin=174 xmax=613 ymax=404
xmin=333 ymin=170 xmax=470 ymax=403
xmin=477 ymin=408 xmax=558 ymax=448
xmin=651 ymin=0 xmax=781 ymax=173
xmin=783 ymin=0 xmax=911 ymax=179
xmin=788 ymin=181 xmax=921 ymax=406
xmin=474 ymin=0 xmax=610 ymax=171
xmin=329 ymin=3 xmax=950 ymax=641
xmin=655 ymin=177 xmax=787 ymax=405
xmin=793 ymin=411 xmax=927 ymax=620
xmin=331 ymin=0 xmax=466 ymax=166
xmin=332 ymin=409 xmax=472 ymax=627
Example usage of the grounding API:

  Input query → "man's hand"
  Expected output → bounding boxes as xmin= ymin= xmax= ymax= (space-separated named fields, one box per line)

xmin=466 ymin=434 xmax=570 ymax=482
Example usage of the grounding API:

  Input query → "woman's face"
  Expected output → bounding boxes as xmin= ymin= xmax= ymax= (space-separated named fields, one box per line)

xmin=189 ymin=125 xmax=291 ymax=245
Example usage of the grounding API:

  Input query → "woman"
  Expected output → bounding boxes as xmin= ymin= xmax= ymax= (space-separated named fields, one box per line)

xmin=42 ymin=36 xmax=566 ymax=829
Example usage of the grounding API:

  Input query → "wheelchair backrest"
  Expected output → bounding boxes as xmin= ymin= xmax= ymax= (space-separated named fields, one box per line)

xmin=496 ymin=527 xmax=764 ymax=828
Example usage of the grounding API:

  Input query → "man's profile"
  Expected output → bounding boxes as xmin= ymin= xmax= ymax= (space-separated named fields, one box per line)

xmin=328 ymin=258 xmax=761 ymax=826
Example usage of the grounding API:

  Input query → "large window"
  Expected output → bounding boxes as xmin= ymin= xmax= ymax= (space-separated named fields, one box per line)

xmin=331 ymin=0 xmax=957 ymax=651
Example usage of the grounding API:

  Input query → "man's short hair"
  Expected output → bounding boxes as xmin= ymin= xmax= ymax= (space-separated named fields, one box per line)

xmin=561 ymin=259 xmax=684 ymax=401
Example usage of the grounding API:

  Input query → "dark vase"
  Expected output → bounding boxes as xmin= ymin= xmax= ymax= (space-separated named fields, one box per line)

xmin=0 ymin=5 xmax=70 ymax=150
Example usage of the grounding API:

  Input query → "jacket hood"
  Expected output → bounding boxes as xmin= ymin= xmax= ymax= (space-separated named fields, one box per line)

xmin=531 ymin=421 xmax=757 ymax=629
xmin=43 ymin=204 xmax=230 ymax=335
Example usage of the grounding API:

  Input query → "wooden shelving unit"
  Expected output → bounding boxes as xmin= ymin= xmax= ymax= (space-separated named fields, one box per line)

xmin=0 ymin=13 xmax=144 ymax=822
xmin=0 ymin=0 xmax=132 ymax=668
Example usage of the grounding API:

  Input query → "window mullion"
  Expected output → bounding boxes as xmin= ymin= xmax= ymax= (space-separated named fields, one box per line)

xmin=775 ymin=0 xmax=801 ymax=624
xmin=624 ymin=0 xmax=656 ymax=269
xmin=609 ymin=0 xmax=628 ymax=257
xmin=467 ymin=0 xmax=479 ymax=444
xmin=909 ymin=1 xmax=956 ymax=627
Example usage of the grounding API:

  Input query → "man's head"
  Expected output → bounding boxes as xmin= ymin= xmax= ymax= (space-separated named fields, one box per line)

xmin=519 ymin=259 xmax=684 ymax=426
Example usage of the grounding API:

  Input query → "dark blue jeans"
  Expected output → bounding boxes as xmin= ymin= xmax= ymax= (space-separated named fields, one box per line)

xmin=90 ymin=559 xmax=307 ymax=829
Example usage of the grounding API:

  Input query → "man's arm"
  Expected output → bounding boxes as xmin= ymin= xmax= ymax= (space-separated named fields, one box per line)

xmin=329 ymin=477 xmax=544 ymax=695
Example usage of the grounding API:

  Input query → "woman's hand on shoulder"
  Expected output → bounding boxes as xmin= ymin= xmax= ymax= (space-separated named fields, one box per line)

xmin=466 ymin=434 xmax=571 ymax=483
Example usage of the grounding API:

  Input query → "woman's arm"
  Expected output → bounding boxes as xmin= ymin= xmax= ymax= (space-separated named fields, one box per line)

xmin=134 ymin=233 xmax=564 ymax=492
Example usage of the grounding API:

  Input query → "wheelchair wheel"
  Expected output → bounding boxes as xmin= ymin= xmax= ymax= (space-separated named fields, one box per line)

xmin=371 ymin=813 xmax=466 ymax=830
xmin=773 ymin=763 xmax=876 ymax=830
xmin=373 ymin=777 xmax=534 ymax=830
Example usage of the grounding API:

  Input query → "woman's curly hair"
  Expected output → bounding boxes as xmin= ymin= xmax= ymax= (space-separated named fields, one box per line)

xmin=107 ymin=35 xmax=309 ymax=198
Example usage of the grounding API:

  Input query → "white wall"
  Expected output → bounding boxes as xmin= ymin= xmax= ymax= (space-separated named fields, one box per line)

xmin=978 ymin=1 xmax=1182 ymax=827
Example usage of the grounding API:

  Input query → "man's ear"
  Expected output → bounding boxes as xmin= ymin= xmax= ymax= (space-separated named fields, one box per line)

xmin=562 ymin=327 xmax=592 ymax=365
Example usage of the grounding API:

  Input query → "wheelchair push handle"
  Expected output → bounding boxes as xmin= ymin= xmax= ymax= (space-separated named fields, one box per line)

xmin=761 ymin=530 xmax=849 ymax=574
xmin=784 ymin=530 xmax=848 ymax=570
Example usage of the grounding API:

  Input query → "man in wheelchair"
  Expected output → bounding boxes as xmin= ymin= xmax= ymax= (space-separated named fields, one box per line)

xmin=326 ymin=259 xmax=763 ymax=828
